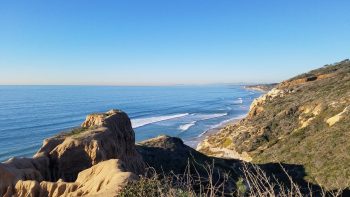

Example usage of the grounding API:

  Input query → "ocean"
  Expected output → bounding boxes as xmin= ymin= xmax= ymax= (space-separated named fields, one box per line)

xmin=0 ymin=85 xmax=261 ymax=161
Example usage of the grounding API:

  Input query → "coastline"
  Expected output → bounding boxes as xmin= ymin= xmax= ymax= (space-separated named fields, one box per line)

xmin=185 ymin=87 xmax=267 ymax=149
xmin=243 ymin=83 xmax=277 ymax=92
xmin=185 ymin=116 xmax=244 ymax=148
xmin=244 ymin=87 xmax=268 ymax=92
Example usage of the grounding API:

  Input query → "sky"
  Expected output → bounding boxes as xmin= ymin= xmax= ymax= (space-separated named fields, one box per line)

xmin=0 ymin=0 xmax=349 ymax=85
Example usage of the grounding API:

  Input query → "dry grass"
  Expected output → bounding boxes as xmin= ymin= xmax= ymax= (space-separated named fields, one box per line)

xmin=118 ymin=160 xmax=344 ymax=197
xmin=240 ymin=163 xmax=343 ymax=197
xmin=119 ymin=160 xmax=228 ymax=197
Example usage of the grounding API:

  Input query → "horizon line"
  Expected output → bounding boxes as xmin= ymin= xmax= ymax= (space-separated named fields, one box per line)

xmin=0 ymin=82 xmax=279 ymax=87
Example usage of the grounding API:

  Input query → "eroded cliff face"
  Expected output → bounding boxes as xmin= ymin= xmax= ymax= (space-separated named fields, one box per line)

xmin=197 ymin=60 xmax=350 ymax=189
xmin=2 ymin=159 xmax=136 ymax=197
xmin=0 ymin=109 xmax=145 ymax=197
xmin=34 ymin=109 xmax=144 ymax=182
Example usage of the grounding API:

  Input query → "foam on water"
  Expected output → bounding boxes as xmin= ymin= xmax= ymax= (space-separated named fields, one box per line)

xmin=194 ymin=113 xmax=228 ymax=121
xmin=177 ymin=113 xmax=228 ymax=132
xmin=131 ymin=113 xmax=189 ymax=128
xmin=198 ymin=113 xmax=247 ymax=137
xmin=178 ymin=121 xmax=196 ymax=131
xmin=232 ymin=98 xmax=243 ymax=104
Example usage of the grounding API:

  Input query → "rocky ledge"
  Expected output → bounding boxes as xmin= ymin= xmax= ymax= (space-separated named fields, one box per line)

xmin=0 ymin=110 xmax=144 ymax=197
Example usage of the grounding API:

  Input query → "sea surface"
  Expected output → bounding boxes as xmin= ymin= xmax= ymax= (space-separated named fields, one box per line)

xmin=0 ymin=85 xmax=261 ymax=161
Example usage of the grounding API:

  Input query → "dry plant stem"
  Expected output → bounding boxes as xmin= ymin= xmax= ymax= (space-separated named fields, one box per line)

xmin=119 ymin=160 xmax=344 ymax=197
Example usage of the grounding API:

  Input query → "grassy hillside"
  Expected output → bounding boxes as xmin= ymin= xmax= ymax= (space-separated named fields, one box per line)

xmin=198 ymin=59 xmax=350 ymax=189
xmin=122 ymin=136 xmax=332 ymax=196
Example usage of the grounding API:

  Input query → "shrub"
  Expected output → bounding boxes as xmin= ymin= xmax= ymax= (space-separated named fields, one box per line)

xmin=119 ymin=162 xmax=344 ymax=197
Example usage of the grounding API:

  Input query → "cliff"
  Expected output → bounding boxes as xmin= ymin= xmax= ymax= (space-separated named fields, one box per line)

xmin=0 ymin=110 xmax=144 ymax=197
xmin=136 ymin=135 xmax=241 ymax=194
xmin=197 ymin=59 xmax=350 ymax=189
xmin=137 ymin=135 xmax=241 ymax=179
xmin=244 ymin=83 xmax=277 ymax=92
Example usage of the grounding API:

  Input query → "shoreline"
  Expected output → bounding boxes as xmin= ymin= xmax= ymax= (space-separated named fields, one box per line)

xmin=244 ymin=87 xmax=268 ymax=92
xmin=185 ymin=86 xmax=267 ymax=149
xmin=243 ymin=83 xmax=277 ymax=92
xmin=184 ymin=116 xmax=244 ymax=148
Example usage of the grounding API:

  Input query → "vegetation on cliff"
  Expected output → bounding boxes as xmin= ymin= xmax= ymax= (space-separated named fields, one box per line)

xmin=198 ymin=59 xmax=350 ymax=190
xmin=123 ymin=135 xmax=342 ymax=196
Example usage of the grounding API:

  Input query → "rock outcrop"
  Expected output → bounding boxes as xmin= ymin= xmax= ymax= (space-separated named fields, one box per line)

xmin=0 ymin=109 xmax=145 ymax=197
xmin=197 ymin=59 xmax=350 ymax=189
xmin=3 ymin=159 xmax=136 ymax=197
xmin=137 ymin=135 xmax=218 ymax=174
xmin=34 ymin=109 xmax=144 ymax=182
xmin=136 ymin=135 xmax=243 ymax=194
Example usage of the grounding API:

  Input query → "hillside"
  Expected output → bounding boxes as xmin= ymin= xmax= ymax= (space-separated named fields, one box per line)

xmin=244 ymin=83 xmax=278 ymax=92
xmin=198 ymin=59 xmax=350 ymax=189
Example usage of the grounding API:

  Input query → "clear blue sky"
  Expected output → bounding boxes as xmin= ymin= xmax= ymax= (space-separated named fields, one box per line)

xmin=0 ymin=0 xmax=349 ymax=85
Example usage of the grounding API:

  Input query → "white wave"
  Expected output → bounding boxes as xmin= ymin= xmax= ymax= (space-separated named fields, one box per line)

xmin=198 ymin=130 xmax=208 ymax=137
xmin=131 ymin=113 xmax=189 ymax=128
xmin=198 ymin=114 xmax=247 ymax=137
xmin=196 ymin=113 xmax=228 ymax=121
xmin=232 ymin=98 xmax=243 ymax=104
xmin=212 ymin=114 xmax=247 ymax=128
xmin=178 ymin=121 xmax=196 ymax=131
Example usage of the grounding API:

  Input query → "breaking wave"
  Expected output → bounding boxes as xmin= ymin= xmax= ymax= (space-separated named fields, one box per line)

xmin=131 ymin=113 xmax=189 ymax=128
xmin=178 ymin=121 xmax=196 ymax=131
xmin=198 ymin=113 xmax=247 ymax=137
xmin=195 ymin=113 xmax=228 ymax=121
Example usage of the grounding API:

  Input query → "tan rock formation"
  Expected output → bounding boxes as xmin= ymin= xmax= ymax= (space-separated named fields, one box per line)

xmin=326 ymin=105 xmax=350 ymax=126
xmin=3 ymin=159 xmax=136 ymax=197
xmin=0 ymin=109 xmax=145 ymax=197
xmin=34 ymin=109 xmax=144 ymax=182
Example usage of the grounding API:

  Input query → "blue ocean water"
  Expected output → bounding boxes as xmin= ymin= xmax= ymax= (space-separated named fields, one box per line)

xmin=0 ymin=85 xmax=261 ymax=161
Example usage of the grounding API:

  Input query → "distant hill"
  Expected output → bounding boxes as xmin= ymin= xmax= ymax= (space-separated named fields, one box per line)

xmin=198 ymin=59 xmax=350 ymax=189
xmin=244 ymin=83 xmax=278 ymax=92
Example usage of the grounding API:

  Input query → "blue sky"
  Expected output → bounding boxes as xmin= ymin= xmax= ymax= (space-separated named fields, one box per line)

xmin=0 ymin=0 xmax=349 ymax=85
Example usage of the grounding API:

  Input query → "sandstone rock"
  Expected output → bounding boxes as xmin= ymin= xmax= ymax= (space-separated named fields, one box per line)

xmin=3 ymin=159 xmax=136 ymax=197
xmin=34 ymin=109 xmax=144 ymax=182
xmin=326 ymin=105 xmax=350 ymax=126
xmin=0 ymin=109 xmax=145 ymax=197
xmin=248 ymin=88 xmax=286 ymax=118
